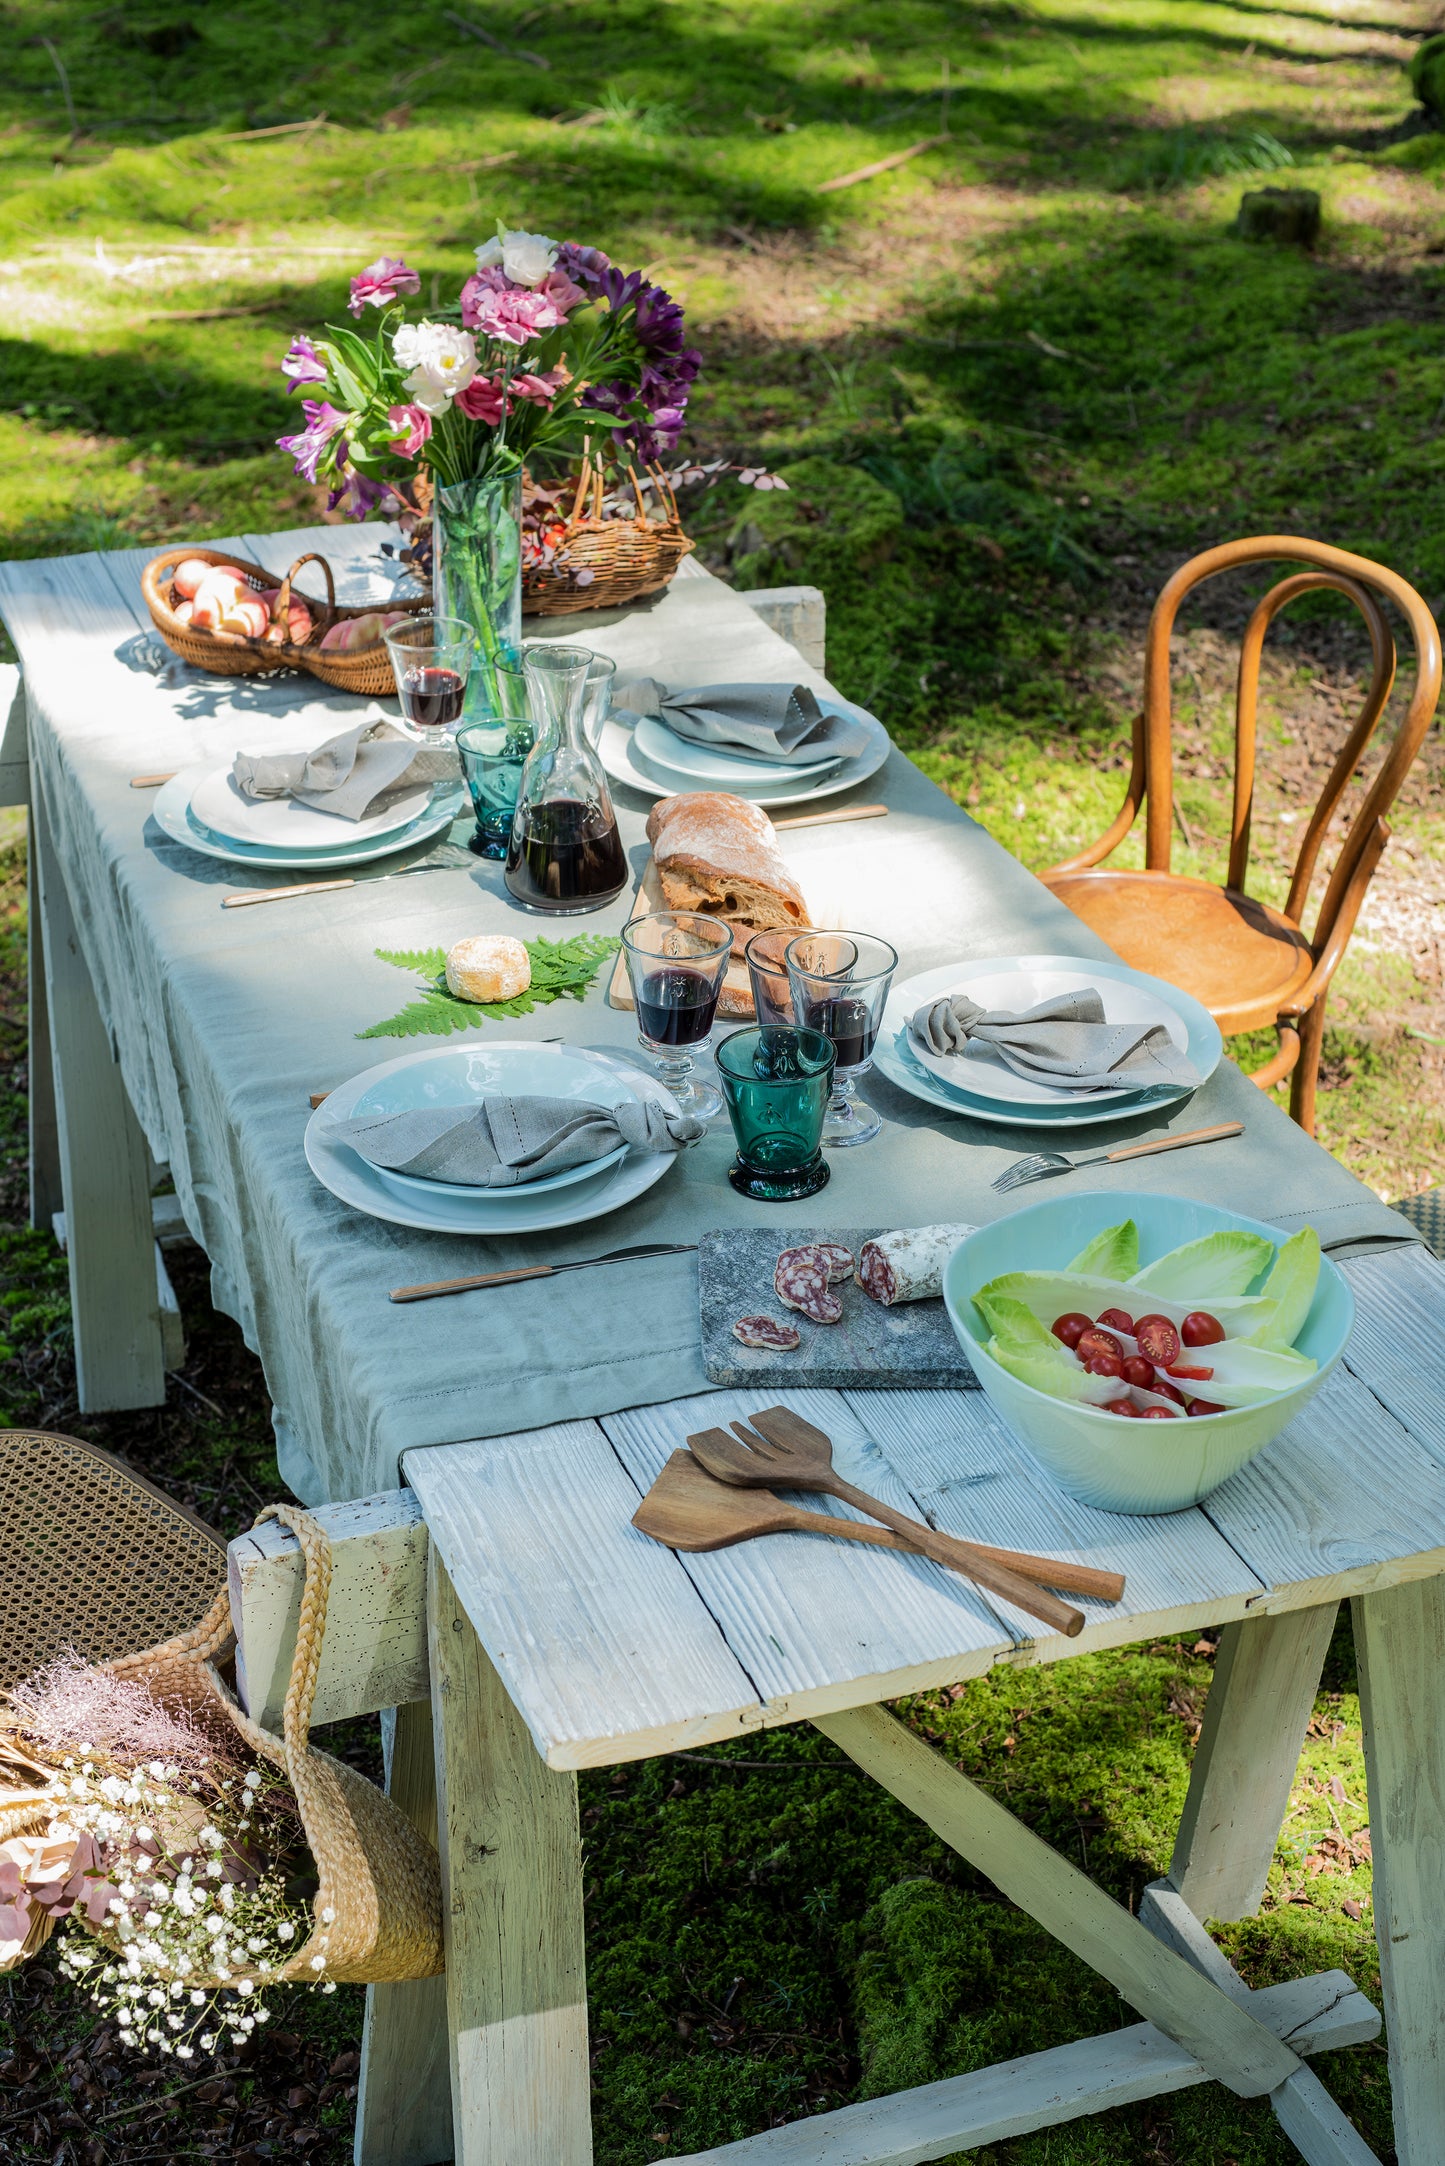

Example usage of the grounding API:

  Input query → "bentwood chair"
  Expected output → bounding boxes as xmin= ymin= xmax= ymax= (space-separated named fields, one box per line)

xmin=1040 ymin=537 xmax=1441 ymax=1134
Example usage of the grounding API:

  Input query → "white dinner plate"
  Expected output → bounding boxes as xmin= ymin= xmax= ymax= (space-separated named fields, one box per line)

xmin=903 ymin=960 xmax=1196 ymax=1108
xmin=153 ymin=765 xmax=466 ymax=871
xmin=305 ymin=1040 xmax=681 ymax=1234
xmin=874 ymin=956 xmax=1222 ymax=1130
xmin=631 ymin=712 xmax=844 ymax=789
xmin=600 ymin=697 xmax=890 ymax=808
xmin=189 ymin=763 xmax=435 ymax=850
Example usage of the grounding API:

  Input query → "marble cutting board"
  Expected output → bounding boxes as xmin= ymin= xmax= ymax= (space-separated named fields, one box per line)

xmin=699 ymin=1226 xmax=979 ymax=1390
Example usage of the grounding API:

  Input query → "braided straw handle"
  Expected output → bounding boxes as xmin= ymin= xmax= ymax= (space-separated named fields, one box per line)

xmin=276 ymin=553 xmax=338 ymax=648
xmin=253 ymin=1502 xmax=332 ymax=1763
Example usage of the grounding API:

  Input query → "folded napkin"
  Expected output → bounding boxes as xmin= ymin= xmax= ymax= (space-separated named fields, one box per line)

xmin=909 ymin=989 xmax=1201 ymax=1093
xmin=326 ymin=1094 xmax=708 ymax=1188
xmin=614 ymin=676 xmax=870 ymax=767
xmin=233 ymin=720 xmax=457 ymax=823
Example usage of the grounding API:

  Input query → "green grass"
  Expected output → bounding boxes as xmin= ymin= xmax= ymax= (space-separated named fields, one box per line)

xmin=2 ymin=2 xmax=1442 ymax=2157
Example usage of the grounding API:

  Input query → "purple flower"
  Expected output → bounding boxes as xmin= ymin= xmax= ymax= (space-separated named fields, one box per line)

xmin=327 ymin=468 xmax=387 ymax=520
xmin=280 ymin=334 xmax=327 ymax=393
xmin=554 ymin=241 xmax=611 ymax=290
xmin=277 ymin=400 xmax=348 ymax=484
xmin=348 ymin=254 xmax=421 ymax=316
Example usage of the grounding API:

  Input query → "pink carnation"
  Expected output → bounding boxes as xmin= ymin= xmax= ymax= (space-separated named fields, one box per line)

xmin=460 ymin=273 xmax=567 ymax=347
xmin=386 ymin=402 xmax=433 ymax=457
xmin=349 ymin=254 xmax=421 ymax=316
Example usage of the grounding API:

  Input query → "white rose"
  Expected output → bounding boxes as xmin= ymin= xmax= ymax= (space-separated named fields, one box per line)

xmin=392 ymin=320 xmax=478 ymax=414
xmin=475 ymin=229 xmax=558 ymax=287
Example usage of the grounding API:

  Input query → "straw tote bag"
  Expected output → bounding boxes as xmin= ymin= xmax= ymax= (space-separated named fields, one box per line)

xmin=0 ymin=1432 xmax=442 ymax=1985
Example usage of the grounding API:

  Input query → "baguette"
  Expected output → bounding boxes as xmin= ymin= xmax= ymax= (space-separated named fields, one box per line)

xmin=645 ymin=792 xmax=809 ymax=934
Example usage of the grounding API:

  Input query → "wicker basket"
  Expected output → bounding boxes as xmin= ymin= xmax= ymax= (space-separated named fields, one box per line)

xmin=523 ymin=459 xmax=695 ymax=616
xmin=141 ymin=547 xmax=429 ymax=697
xmin=0 ymin=1432 xmax=443 ymax=1987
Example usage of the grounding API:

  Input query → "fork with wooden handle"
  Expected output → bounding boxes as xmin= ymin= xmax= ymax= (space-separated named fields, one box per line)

xmin=686 ymin=1408 xmax=1105 ymax=1635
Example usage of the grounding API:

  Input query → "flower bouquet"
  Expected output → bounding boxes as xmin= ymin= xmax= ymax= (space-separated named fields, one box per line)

xmin=276 ymin=229 xmax=773 ymax=668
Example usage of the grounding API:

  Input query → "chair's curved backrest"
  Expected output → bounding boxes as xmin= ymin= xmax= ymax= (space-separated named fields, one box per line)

xmin=0 ymin=1430 xmax=226 ymax=1693
xmin=1143 ymin=537 xmax=1441 ymax=942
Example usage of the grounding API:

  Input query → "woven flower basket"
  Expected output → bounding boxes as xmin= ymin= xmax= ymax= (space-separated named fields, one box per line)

xmin=522 ymin=459 xmax=695 ymax=616
xmin=0 ymin=1432 xmax=443 ymax=1987
xmin=141 ymin=547 xmax=429 ymax=697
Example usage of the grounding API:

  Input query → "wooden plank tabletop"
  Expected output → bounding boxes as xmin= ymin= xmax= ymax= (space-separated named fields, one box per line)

xmin=404 ymin=1243 xmax=1445 ymax=1769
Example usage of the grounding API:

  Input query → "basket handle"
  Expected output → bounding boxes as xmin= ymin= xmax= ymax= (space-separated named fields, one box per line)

xmin=276 ymin=552 xmax=338 ymax=648
xmin=253 ymin=1502 xmax=333 ymax=1761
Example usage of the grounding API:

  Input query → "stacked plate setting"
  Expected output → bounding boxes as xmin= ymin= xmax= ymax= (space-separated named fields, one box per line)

xmin=154 ymin=758 xmax=467 ymax=871
xmin=598 ymin=692 xmax=891 ymax=808
xmin=873 ymin=956 xmax=1223 ymax=1131
xmin=306 ymin=1041 xmax=683 ymax=1234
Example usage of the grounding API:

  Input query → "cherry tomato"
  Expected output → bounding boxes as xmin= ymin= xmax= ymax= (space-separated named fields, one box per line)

xmin=1122 ymin=1355 xmax=1156 ymax=1390
xmin=1075 ymin=1327 xmax=1124 ymax=1363
xmin=1181 ymin=1311 xmax=1226 ymax=1348
xmin=1085 ymin=1352 xmax=1124 ymax=1378
xmin=1098 ymin=1306 xmax=1135 ymax=1336
xmin=1168 ymin=1364 xmax=1214 ymax=1382
xmin=1150 ymin=1376 xmax=1187 ymax=1408
xmin=1052 ymin=1312 xmax=1093 ymax=1349
xmin=1139 ymin=1406 xmax=1178 ymax=1419
xmin=1105 ymin=1397 xmax=1138 ymax=1417
xmin=1134 ymin=1313 xmax=1181 ymax=1367
xmin=1187 ymin=1397 xmax=1227 ymax=1416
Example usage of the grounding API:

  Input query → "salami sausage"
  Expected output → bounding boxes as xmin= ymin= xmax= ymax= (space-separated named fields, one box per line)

xmin=776 ymin=1241 xmax=854 ymax=1287
xmin=773 ymin=1249 xmax=843 ymax=1325
xmin=733 ymin=1315 xmax=802 ymax=1351
xmin=856 ymin=1223 xmax=974 ymax=1306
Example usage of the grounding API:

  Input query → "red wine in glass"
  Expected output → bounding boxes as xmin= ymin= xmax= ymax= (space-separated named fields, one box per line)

xmin=636 ymin=964 xmax=720 ymax=1047
xmin=398 ymin=664 xmax=465 ymax=729
xmin=822 ymin=996 xmax=877 ymax=1070
xmin=505 ymin=796 xmax=628 ymax=912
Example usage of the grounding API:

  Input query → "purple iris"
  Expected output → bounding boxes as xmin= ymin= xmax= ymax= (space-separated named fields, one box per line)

xmin=327 ymin=468 xmax=387 ymax=520
xmin=276 ymin=400 xmax=348 ymax=484
xmin=280 ymin=334 xmax=327 ymax=393
xmin=554 ymin=241 xmax=612 ymax=291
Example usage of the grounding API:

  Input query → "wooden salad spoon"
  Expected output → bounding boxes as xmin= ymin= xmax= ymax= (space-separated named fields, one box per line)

xmin=633 ymin=1449 xmax=925 ymax=1556
xmin=686 ymin=1407 xmax=1113 ymax=1635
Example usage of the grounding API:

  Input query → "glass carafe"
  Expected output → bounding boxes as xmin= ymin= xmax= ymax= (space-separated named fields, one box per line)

xmin=504 ymin=644 xmax=628 ymax=915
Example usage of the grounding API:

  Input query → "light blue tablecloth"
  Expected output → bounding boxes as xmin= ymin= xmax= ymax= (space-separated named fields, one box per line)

xmin=3 ymin=533 xmax=1416 ymax=1502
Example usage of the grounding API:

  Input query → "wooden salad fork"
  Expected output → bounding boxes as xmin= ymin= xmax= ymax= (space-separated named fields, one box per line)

xmin=634 ymin=1450 xmax=927 ymax=1556
xmin=686 ymin=1407 xmax=1116 ymax=1636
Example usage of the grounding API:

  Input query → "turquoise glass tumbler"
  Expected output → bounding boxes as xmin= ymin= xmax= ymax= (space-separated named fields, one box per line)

xmin=455 ymin=663 xmax=532 ymax=860
xmin=715 ymin=1026 xmax=836 ymax=1201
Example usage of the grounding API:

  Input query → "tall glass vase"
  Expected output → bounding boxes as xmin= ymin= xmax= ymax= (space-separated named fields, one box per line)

xmin=432 ymin=469 xmax=523 ymax=720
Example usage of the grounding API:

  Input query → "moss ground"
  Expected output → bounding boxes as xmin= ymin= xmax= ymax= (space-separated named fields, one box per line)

xmin=0 ymin=1 xmax=1440 ymax=2157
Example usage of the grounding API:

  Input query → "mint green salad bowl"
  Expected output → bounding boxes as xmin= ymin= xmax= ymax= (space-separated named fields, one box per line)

xmin=943 ymin=1190 xmax=1354 ymax=1516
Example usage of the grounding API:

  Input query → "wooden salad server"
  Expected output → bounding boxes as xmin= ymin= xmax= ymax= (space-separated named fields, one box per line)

xmin=633 ymin=1450 xmax=925 ymax=1556
xmin=686 ymin=1409 xmax=1106 ymax=1635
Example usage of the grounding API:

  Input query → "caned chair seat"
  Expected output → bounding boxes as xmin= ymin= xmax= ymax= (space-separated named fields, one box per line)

xmin=1044 ymin=870 xmax=1314 ymax=1034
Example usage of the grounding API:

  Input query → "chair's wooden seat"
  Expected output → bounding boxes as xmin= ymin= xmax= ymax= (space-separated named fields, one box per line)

xmin=1043 ymin=868 xmax=1314 ymax=1034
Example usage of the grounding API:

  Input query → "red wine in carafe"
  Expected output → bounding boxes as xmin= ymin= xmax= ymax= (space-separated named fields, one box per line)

xmin=505 ymin=796 xmax=627 ymax=912
xmin=636 ymin=965 xmax=719 ymax=1047
xmin=398 ymin=665 xmax=465 ymax=728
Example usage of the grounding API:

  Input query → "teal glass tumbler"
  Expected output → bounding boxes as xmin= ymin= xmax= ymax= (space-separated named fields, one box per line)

xmin=456 ymin=663 xmax=532 ymax=860
xmin=715 ymin=1026 xmax=836 ymax=1202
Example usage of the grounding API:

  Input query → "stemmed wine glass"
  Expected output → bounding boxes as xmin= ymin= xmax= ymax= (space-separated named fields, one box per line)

xmin=621 ymin=911 xmax=734 ymax=1120
xmin=382 ymin=614 xmax=474 ymax=733
xmin=784 ymin=930 xmax=897 ymax=1146
xmin=744 ymin=930 xmax=796 ymax=1028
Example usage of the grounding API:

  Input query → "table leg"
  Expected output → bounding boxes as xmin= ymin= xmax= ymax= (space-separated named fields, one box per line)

xmin=30 ymin=778 xmax=164 ymax=1410
xmin=1169 ymin=1605 xmax=1337 ymax=1922
xmin=25 ymin=809 xmax=62 ymax=1233
xmin=428 ymin=1550 xmax=592 ymax=2166
xmin=1353 ymin=1577 xmax=1445 ymax=2166
xmin=356 ymin=1702 xmax=453 ymax=2166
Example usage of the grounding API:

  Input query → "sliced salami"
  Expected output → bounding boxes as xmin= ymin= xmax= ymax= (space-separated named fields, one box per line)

xmin=773 ymin=1250 xmax=843 ymax=1325
xmin=856 ymin=1223 xmax=975 ymax=1307
xmin=776 ymin=1240 xmax=853 ymax=1287
xmin=733 ymin=1315 xmax=802 ymax=1351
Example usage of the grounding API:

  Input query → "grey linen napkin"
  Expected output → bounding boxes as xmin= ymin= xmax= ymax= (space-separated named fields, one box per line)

xmin=909 ymin=990 xmax=1201 ymax=1093
xmin=614 ymin=675 xmax=870 ymax=766
xmin=233 ymin=720 xmax=457 ymax=823
xmin=326 ymin=1094 xmax=708 ymax=1188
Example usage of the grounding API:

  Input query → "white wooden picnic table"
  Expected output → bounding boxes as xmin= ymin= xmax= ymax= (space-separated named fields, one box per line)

xmin=3 ymin=527 xmax=1444 ymax=2165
